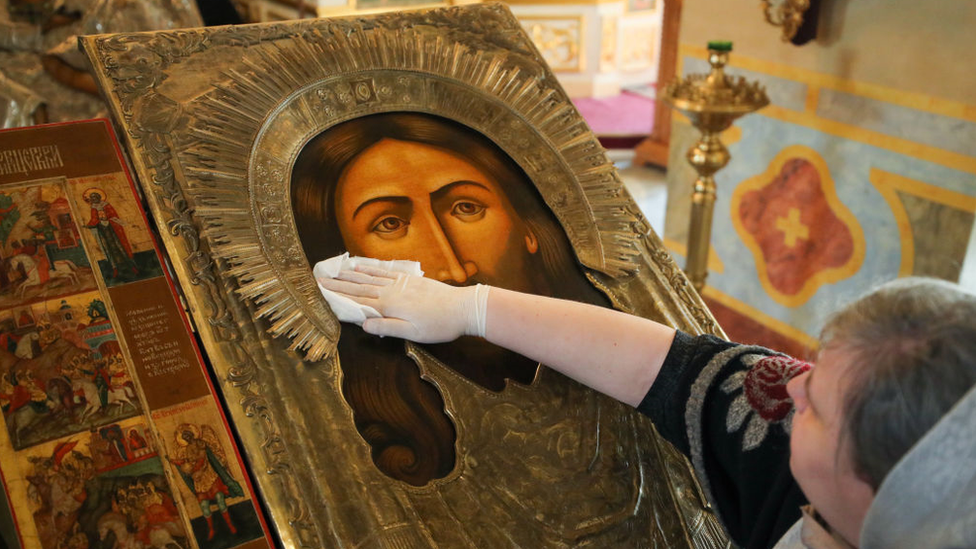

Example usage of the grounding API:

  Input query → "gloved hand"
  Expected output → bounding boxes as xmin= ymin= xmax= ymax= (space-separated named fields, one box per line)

xmin=317 ymin=265 xmax=489 ymax=343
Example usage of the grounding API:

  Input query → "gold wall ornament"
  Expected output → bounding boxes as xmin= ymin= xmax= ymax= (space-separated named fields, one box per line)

xmin=619 ymin=17 xmax=657 ymax=70
xmin=662 ymin=41 xmax=769 ymax=291
xmin=762 ymin=0 xmax=811 ymax=42
xmin=520 ymin=16 xmax=585 ymax=72
xmin=81 ymin=5 xmax=728 ymax=547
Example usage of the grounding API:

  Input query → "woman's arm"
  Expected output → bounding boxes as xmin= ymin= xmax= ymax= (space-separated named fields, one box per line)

xmin=318 ymin=266 xmax=675 ymax=406
xmin=484 ymin=286 xmax=673 ymax=406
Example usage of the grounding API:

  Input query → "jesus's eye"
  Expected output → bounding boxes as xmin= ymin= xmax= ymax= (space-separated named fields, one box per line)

xmin=371 ymin=216 xmax=409 ymax=239
xmin=451 ymin=200 xmax=486 ymax=221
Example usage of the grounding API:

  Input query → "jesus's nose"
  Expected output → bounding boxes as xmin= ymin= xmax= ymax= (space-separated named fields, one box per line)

xmin=413 ymin=209 xmax=477 ymax=284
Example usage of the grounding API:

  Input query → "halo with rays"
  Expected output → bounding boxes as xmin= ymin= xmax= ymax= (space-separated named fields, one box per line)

xmin=174 ymin=5 xmax=643 ymax=362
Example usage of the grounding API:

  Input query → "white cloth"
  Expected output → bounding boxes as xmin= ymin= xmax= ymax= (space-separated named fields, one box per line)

xmin=313 ymin=253 xmax=423 ymax=324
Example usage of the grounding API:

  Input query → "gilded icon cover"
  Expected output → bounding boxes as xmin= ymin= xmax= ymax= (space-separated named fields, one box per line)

xmin=80 ymin=5 xmax=727 ymax=547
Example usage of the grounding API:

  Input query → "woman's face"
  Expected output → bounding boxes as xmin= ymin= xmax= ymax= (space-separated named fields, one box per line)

xmin=333 ymin=138 xmax=539 ymax=291
xmin=786 ymin=345 xmax=875 ymax=545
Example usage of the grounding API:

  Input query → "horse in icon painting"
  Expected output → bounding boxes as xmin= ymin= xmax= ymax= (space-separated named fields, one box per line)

xmin=70 ymin=377 xmax=137 ymax=422
xmin=14 ymin=331 xmax=41 ymax=359
xmin=98 ymin=509 xmax=186 ymax=549
xmin=4 ymin=391 xmax=59 ymax=448
xmin=2 ymin=369 xmax=138 ymax=449
xmin=7 ymin=254 xmax=81 ymax=298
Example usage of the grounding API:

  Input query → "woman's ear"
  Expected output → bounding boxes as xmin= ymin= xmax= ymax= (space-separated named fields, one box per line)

xmin=524 ymin=226 xmax=539 ymax=254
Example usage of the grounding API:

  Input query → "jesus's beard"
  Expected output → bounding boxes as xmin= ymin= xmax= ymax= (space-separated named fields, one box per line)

xmin=423 ymin=336 xmax=539 ymax=391
xmin=424 ymin=247 xmax=556 ymax=391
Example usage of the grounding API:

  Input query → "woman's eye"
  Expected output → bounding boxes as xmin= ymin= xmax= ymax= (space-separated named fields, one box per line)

xmin=451 ymin=200 xmax=486 ymax=220
xmin=372 ymin=216 xmax=408 ymax=237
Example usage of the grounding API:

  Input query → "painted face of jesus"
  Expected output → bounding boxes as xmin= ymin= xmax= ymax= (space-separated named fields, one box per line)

xmin=334 ymin=138 xmax=539 ymax=292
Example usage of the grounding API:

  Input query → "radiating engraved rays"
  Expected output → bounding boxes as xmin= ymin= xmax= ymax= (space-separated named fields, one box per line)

xmin=174 ymin=13 xmax=643 ymax=361
xmin=181 ymin=52 xmax=333 ymax=358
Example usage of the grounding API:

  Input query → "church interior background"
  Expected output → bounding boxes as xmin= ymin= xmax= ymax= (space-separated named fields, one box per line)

xmin=0 ymin=0 xmax=974 ymax=546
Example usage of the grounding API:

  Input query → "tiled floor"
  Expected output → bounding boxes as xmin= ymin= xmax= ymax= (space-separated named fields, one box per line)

xmin=606 ymin=149 xmax=668 ymax=236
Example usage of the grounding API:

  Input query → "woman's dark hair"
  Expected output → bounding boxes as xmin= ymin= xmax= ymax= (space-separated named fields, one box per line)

xmin=820 ymin=277 xmax=976 ymax=490
xmin=290 ymin=112 xmax=608 ymax=486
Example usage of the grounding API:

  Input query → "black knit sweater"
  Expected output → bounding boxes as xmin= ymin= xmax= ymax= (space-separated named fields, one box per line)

xmin=637 ymin=331 xmax=811 ymax=549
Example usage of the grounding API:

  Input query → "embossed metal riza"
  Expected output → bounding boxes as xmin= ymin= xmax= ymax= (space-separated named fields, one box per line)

xmin=81 ymin=5 xmax=726 ymax=547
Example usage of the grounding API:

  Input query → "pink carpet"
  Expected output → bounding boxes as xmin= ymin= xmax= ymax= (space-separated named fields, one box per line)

xmin=572 ymin=90 xmax=656 ymax=137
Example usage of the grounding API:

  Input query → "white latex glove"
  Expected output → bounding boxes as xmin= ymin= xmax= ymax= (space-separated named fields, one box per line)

xmin=317 ymin=265 xmax=489 ymax=343
xmin=313 ymin=253 xmax=423 ymax=324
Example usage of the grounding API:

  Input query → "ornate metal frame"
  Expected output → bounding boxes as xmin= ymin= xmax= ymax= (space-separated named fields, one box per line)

xmin=81 ymin=5 xmax=725 ymax=547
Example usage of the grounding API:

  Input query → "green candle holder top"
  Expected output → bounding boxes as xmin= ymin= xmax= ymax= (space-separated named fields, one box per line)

xmin=706 ymin=40 xmax=733 ymax=52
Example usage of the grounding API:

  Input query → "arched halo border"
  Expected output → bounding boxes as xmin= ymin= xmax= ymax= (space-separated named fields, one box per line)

xmin=197 ymin=24 xmax=645 ymax=363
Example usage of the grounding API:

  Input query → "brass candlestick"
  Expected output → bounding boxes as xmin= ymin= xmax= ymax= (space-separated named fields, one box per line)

xmin=662 ymin=41 xmax=768 ymax=292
